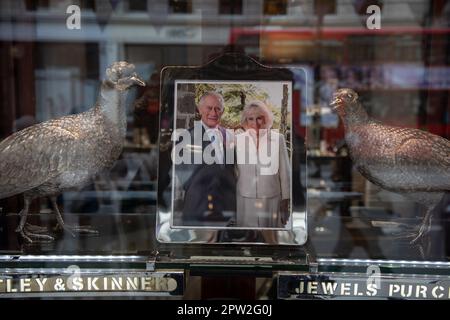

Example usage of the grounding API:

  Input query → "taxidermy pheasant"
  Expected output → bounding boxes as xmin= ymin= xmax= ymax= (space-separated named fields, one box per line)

xmin=0 ymin=61 xmax=145 ymax=243
xmin=330 ymin=88 xmax=450 ymax=244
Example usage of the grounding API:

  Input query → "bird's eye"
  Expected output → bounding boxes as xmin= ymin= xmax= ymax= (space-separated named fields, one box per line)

xmin=347 ymin=94 xmax=352 ymax=98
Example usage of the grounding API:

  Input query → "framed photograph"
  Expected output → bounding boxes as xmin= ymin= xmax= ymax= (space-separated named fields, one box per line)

xmin=157 ymin=53 xmax=307 ymax=245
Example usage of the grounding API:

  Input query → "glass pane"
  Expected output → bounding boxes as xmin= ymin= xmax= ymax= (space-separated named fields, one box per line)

xmin=0 ymin=0 xmax=450 ymax=300
xmin=128 ymin=0 xmax=147 ymax=11
xmin=219 ymin=0 xmax=243 ymax=15
xmin=264 ymin=0 xmax=287 ymax=15
xmin=169 ymin=0 xmax=192 ymax=14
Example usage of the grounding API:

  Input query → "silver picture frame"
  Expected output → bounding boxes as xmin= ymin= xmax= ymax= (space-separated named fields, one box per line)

xmin=156 ymin=53 xmax=307 ymax=246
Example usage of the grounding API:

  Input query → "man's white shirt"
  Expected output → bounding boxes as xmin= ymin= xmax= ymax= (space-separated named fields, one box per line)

xmin=201 ymin=121 xmax=224 ymax=164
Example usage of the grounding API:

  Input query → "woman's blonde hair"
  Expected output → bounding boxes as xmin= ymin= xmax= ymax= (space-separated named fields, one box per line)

xmin=241 ymin=100 xmax=274 ymax=129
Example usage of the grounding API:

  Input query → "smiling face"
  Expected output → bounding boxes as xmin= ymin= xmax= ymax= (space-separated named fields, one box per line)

xmin=198 ymin=94 xmax=223 ymax=128
xmin=245 ymin=107 xmax=266 ymax=132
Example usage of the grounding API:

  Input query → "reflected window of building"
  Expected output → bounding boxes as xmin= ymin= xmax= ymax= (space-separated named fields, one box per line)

xmin=128 ymin=0 xmax=148 ymax=12
xmin=169 ymin=0 xmax=192 ymax=14
xmin=314 ymin=0 xmax=336 ymax=15
xmin=219 ymin=0 xmax=243 ymax=15
xmin=353 ymin=0 xmax=383 ymax=15
xmin=27 ymin=0 xmax=97 ymax=11
xmin=81 ymin=0 xmax=95 ymax=11
xmin=263 ymin=0 xmax=288 ymax=15
xmin=25 ymin=0 xmax=49 ymax=10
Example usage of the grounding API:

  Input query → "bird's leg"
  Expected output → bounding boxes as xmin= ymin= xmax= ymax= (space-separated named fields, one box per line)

xmin=15 ymin=199 xmax=30 ymax=233
xmin=410 ymin=208 xmax=433 ymax=245
xmin=16 ymin=196 xmax=49 ymax=234
xmin=390 ymin=224 xmax=420 ymax=239
xmin=390 ymin=207 xmax=434 ymax=245
xmin=24 ymin=224 xmax=48 ymax=233
xmin=50 ymin=197 xmax=99 ymax=236
xmin=15 ymin=197 xmax=54 ymax=243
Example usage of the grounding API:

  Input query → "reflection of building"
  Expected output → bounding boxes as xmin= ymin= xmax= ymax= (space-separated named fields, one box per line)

xmin=0 ymin=2 xmax=448 ymax=173
xmin=1 ymin=3 xmax=447 ymax=218
xmin=1 ymin=1 xmax=445 ymax=126
xmin=0 ymin=0 xmax=449 ymax=291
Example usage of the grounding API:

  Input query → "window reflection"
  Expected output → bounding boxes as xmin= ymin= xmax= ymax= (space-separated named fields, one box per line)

xmin=0 ymin=0 xmax=448 ymax=261
xmin=169 ymin=0 xmax=192 ymax=14
xmin=264 ymin=0 xmax=287 ymax=15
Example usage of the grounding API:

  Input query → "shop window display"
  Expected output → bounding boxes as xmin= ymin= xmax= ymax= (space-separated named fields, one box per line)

xmin=0 ymin=0 xmax=449 ymax=300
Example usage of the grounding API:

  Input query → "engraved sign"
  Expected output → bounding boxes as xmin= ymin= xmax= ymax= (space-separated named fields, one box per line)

xmin=278 ymin=273 xmax=450 ymax=300
xmin=0 ymin=272 xmax=184 ymax=296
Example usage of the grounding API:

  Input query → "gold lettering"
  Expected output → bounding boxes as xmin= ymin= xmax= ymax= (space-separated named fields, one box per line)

xmin=20 ymin=279 xmax=31 ymax=292
xmin=151 ymin=277 xmax=156 ymax=290
xmin=353 ymin=283 xmax=364 ymax=296
xmin=0 ymin=274 xmax=180 ymax=294
xmin=415 ymin=285 xmax=427 ymax=298
xmin=307 ymin=281 xmax=318 ymax=294
xmin=87 ymin=277 xmax=99 ymax=290
xmin=141 ymin=277 xmax=151 ymax=291
xmin=111 ymin=277 xmax=123 ymax=290
xmin=296 ymin=281 xmax=304 ymax=294
xmin=126 ymin=277 xmax=139 ymax=290
xmin=36 ymin=278 xmax=48 ymax=292
xmin=400 ymin=285 xmax=413 ymax=298
xmin=6 ymin=279 xmax=17 ymax=293
xmin=432 ymin=286 xmax=444 ymax=299
xmin=340 ymin=283 xmax=351 ymax=296
xmin=389 ymin=284 xmax=400 ymax=296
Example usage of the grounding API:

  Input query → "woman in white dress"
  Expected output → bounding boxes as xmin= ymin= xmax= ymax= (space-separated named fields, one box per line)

xmin=235 ymin=101 xmax=291 ymax=228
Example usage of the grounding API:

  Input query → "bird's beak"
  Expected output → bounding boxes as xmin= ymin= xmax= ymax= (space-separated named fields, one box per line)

xmin=131 ymin=75 xmax=146 ymax=87
xmin=330 ymin=97 xmax=342 ymax=111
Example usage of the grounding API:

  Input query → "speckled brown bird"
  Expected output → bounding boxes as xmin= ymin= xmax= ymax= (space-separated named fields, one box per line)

xmin=0 ymin=61 xmax=145 ymax=243
xmin=330 ymin=88 xmax=450 ymax=243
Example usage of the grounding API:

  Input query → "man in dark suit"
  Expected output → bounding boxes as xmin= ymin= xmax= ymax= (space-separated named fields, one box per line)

xmin=174 ymin=92 xmax=236 ymax=226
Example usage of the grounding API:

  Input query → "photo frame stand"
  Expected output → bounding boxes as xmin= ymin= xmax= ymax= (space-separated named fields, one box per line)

xmin=156 ymin=52 xmax=309 ymax=266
